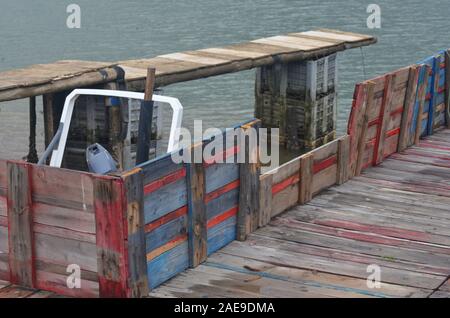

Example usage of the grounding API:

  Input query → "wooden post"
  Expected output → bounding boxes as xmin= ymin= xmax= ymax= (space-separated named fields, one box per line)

xmin=299 ymin=153 xmax=313 ymax=204
xmin=186 ymin=148 xmax=207 ymax=267
xmin=7 ymin=161 xmax=35 ymax=287
xmin=258 ymin=173 xmax=273 ymax=228
xmin=136 ymin=68 xmax=156 ymax=165
xmin=93 ymin=176 xmax=129 ymax=298
xmin=428 ymin=56 xmax=441 ymax=135
xmin=373 ymin=74 xmax=396 ymax=165
xmin=337 ymin=135 xmax=350 ymax=184
xmin=355 ymin=82 xmax=374 ymax=175
xmin=445 ymin=50 xmax=450 ymax=128
xmin=43 ymin=93 xmax=56 ymax=148
xmin=415 ymin=66 xmax=431 ymax=145
xmin=27 ymin=97 xmax=38 ymax=163
xmin=398 ymin=66 xmax=420 ymax=152
xmin=122 ymin=168 xmax=150 ymax=297
xmin=237 ymin=122 xmax=261 ymax=241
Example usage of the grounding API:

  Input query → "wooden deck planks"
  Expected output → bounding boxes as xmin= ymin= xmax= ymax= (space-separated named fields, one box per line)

xmin=152 ymin=130 xmax=450 ymax=298
xmin=0 ymin=29 xmax=376 ymax=102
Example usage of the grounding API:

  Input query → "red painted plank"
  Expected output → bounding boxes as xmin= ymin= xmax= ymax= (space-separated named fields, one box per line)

xmin=145 ymin=205 xmax=188 ymax=233
xmin=313 ymin=155 xmax=337 ymax=174
xmin=368 ymin=118 xmax=380 ymax=127
xmin=207 ymin=206 xmax=238 ymax=229
xmin=272 ymin=175 xmax=300 ymax=195
xmin=143 ymin=168 xmax=186 ymax=195
xmin=386 ymin=127 xmax=401 ymax=138
xmin=390 ymin=106 xmax=404 ymax=116
xmin=204 ymin=179 xmax=240 ymax=204
xmin=203 ymin=146 xmax=240 ymax=168
xmin=93 ymin=177 xmax=129 ymax=298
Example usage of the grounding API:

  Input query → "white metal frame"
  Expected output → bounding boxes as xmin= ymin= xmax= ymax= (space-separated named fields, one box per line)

xmin=49 ymin=89 xmax=183 ymax=168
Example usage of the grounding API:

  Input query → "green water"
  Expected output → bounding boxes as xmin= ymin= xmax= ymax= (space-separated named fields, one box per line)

xmin=0 ymin=0 xmax=449 ymax=159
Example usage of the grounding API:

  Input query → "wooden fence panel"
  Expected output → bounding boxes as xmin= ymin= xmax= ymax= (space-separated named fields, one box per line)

xmin=140 ymin=155 xmax=189 ymax=290
xmin=0 ymin=160 xmax=8 ymax=281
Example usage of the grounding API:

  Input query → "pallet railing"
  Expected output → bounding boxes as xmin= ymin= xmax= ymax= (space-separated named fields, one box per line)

xmin=0 ymin=51 xmax=449 ymax=297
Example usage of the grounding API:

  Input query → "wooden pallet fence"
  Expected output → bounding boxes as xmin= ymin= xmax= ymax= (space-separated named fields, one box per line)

xmin=135 ymin=119 xmax=260 ymax=290
xmin=414 ymin=52 xmax=447 ymax=136
xmin=258 ymin=136 xmax=344 ymax=227
xmin=0 ymin=160 xmax=151 ymax=297
xmin=347 ymin=66 xmax=415 ymax=173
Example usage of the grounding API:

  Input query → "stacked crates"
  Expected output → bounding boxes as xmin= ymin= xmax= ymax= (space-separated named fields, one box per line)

xmin=64 ymin=91 xmax=163 ymax=171
xmin=255 ymin=53 xmax=338 ymax=149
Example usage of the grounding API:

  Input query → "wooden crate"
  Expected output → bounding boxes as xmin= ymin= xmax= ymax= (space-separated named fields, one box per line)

xmin=255 ymin=54 xmax=338 ymax=150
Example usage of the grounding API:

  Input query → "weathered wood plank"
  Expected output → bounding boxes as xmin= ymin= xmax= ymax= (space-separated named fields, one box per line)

xmin=398 ymin=66 xmax=420 ymax=151
xmin=258 ymin=174 xmax=273 ymax=227
xmin=122 ymin=169 xmax=149 ymax=297
xmin=186 ymin=161 xmax=207 ymax=267
xmin=415 ymin=66 xmax=431 ymax=144
xmin=337 ymin=135 xmax=350 ymax=184
xmin=355 ymin=82 xmax=374 ymax=175
xmin=299 ymin=154 xmax=313 ymax=204
xmin=7 ymin=161 xmax=35 ymax=288
xmin=93 ymin=177 xmax=128 ymax=297
xmin=445 ymin=50 xmax=450 ymax=129
xmin=373 ymin=74 xmax=396 ymax=165
xmin=237 ymin=142 xmax=260 ymax=240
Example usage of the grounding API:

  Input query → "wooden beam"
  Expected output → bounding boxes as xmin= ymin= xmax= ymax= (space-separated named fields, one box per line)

xmin=186 ymin=158 xmax=207 ymax=267
xmin=445 ymin=50 xmax=450 ymax=129
xmin=337 ymin=135 xmax=350 ymax=184
xmin=237 ymin=124 xmax=261 ymax=241
xmin=373 ymin=73 xmax=396 ymax=165
xmin=27 ymin=97 xmax=38 ymax=163
xmin=122 ymin=169 xmax=149 ymax=297
xmin=299 ymin=153 xmax=313 ymax=204
xmin=7 ymin=161 xmax=35 ymax=287
xmin=0 ymin=67 xmax=122 ymax=102
xmin=398 ymin=66 xmax=420 ymax=151
xmin=355 ymin=82 xmax=374 ymax=175
xmin=93 ymin=176 xmax=129 ymax=298
xmin=415 ymin=66 xmax=431 ymax=145
xmin=258 ymin=174 xmax=273 ymax=228
xmin=428 ymin=56 xmax=440 ymax=135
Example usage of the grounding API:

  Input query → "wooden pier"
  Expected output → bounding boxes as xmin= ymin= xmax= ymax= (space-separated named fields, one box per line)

xmin=149 ymin=129 xmax=450 ymax=298
xmin=1 ymin=31 xmax=450 ymax=298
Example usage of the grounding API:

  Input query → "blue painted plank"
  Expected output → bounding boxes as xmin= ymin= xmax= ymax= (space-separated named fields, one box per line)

xmin=147 ymin=240 xmax=189 ymax=289
xmin=206 ymin=188 xmax=239 ymax=220
xmin=205 ymin=164 xmax=239 ymax=194
xmin=144 ymin=178 xmax=187 ymax=224
xmin=207 ymin=216 xmax=237 ymax=256
xmin=146 ymin=215 xmax=187 ymax=253
xmin=139 ymin=153 xmax=184 ymax=185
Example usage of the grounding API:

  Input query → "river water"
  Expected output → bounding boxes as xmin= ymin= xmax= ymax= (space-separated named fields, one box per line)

xmin=0 ymin=0 xmax=449 ymax=160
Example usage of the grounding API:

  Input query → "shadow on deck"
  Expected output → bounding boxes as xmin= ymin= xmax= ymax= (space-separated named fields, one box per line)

xmin=150 ymin=130 xmax=450 ymax=298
